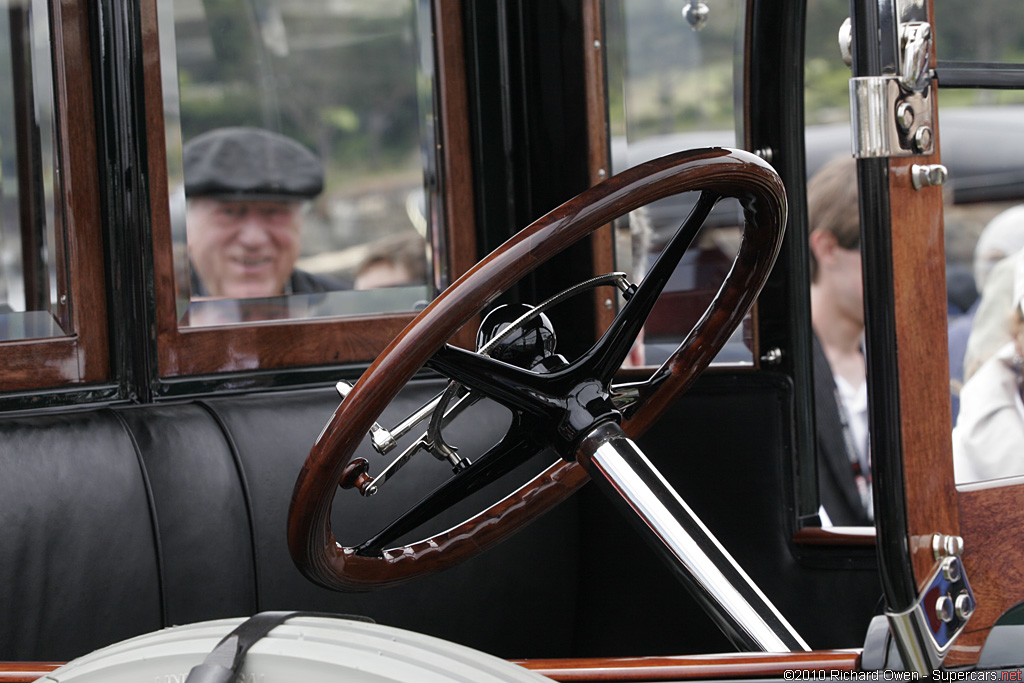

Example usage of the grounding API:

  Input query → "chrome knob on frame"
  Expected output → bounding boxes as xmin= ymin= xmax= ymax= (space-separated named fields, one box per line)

xmin=911 ymin=163 xmax=948 ymax=190
xmin=682 ymin=2 xmax=709 ymax=31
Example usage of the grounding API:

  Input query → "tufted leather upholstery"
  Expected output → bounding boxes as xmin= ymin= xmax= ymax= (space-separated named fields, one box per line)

xmin=0 ymin=379 xmax=580 ymax=662
xmin=0 ymin=373 xmax=882 ymax=663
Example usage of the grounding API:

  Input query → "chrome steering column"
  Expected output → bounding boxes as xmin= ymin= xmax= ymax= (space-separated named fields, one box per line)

xmin=575 ymin=421 xmax=810 ymax=653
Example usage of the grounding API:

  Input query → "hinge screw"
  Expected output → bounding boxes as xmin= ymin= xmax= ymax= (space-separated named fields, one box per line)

xmin=913 ymin=125 xmax=933 ymax=153
xmin=931 ymin=533 xmax=964 ymax=560
xmin=955 ymin=592 xmax=975 ymax=620
xmin=896 ymin=102 xmax=915 ymax=132
xmin=935 ymin=594 xmax=954 ymax=623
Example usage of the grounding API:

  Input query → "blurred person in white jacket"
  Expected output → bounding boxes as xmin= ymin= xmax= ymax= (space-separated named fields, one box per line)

xmin=953 ymin=249 xmax=1024 ymax=483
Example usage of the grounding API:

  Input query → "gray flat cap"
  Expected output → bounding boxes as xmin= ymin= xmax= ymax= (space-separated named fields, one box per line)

xmin=183 ymin=127 xmax=324 ymax=201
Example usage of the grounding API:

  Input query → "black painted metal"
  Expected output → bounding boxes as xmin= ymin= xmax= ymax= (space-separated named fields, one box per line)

xmin=89 ymin=0 xmax=159 ymax=404
xmin=461 ymin=0 xmax=595 ymax=361
xmin=746 ymin=0 xmax=819 ymax=524
xmin=0 ymin=383 xmax=123 ymax=414
xmin=848 ymin=0 xmax=917 ymax=613
xmin=152 ymin=364 xmax=373 ymax=401
xmin=935 ymin=62 xmax=1024 ymax=89
xmin=356 ymin=425 xmax=541 ymax=556
xmin=424 ymin=191 xmax=719 ymax=440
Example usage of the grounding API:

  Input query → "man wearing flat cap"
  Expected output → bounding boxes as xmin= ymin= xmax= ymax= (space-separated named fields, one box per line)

xmin=183 ymin=127 xmax=342 ymax=298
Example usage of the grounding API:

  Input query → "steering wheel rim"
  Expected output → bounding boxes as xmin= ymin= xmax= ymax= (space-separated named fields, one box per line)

xmin=289 ymin=147 xmax=787 ymax=591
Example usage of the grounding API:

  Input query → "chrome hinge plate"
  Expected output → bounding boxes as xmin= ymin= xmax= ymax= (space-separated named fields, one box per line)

xmin=850 ymin=76 xmax=934 ymax=158
xmin=886 ymin=555 xmax=976 ymax=673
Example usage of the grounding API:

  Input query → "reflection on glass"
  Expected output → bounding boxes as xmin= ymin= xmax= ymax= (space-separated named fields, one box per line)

xmin=0 ymin=0 xmax=67 ymax=341
xmin=161 ymin=0 xmax=438 ymax=327
xmin=603 ymin=0 xmax=751 ymax=367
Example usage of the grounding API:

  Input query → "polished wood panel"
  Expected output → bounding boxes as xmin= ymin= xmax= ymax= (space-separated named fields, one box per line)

xmin=435 ymin=0 xmax=479 ymax=352
xmin=53 ymin=0 xmax=110 ymax=383
xmin=882 ymin=2 xmax=1019 ymax=666
xmin=515 ymin=650 xmax=861 ymax=681
xmin=0 ymin=337 xmax=81 ymax=390
xmin=886 ymin=144 xmax=962 ymax=642
xmin=582 ymin=0 xmax=617 ymax=339
xmin=143 ymin=0 xmax=478 ymax=377
xmin=955 ymin=479 xmax=1024 ymax=664
xmin=0 ymin=662 xmax=60 ymax=682
xmin=0 ymin=0 xmax=110 ymax=391
xmin=791 ymin=526 xmax=876 ymax=547
xmin=887 ymin=111 xmax=989 ymax=668
xmin=290 ymin=149 xmax=787 ymax=591
xmin=0 ymin=650 xmax=861 ymax=683
xmin=888 ymin=149 xmax=959 ymax=595
xmin=931 ymin=6 xmax=1024 ymax=669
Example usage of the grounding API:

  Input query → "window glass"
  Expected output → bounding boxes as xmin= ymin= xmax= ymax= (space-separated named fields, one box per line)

xmin=933 ymin=2 xmax=1024 ymax=65
xmin=803 ymin=0 xmax=872 ymax=528
xmin=942 ymin=98 xmax=1024 ymax=484
xmin=0 ymin=0 xmax=67 ymax=341
xmin=604 ymin=0 xmax=750 ymax=367
xmin=160 ymin=0 xmax=438 ymax=327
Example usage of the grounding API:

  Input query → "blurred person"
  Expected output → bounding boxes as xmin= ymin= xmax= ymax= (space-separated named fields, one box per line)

xmin=948 ymin=207 xmax=1024 ymax=419
xmin=961 ymin=205 xmax=1024 ymax=383
xmin=183 ymin=127 xmax=343 ymax=299
xmin=953 ymin=249 xmax=1024 ymax=483
xmin=973 ymin=205 xmax=1024 ymax=295
xmin=354 ymin=232 xmax=428 ymax=290
xmin=808 ymin=156 xmax=872 ymax=526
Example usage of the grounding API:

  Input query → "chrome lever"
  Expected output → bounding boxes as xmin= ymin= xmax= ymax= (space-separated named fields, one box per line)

xmin=361 ymin=389 xmax=478 ymax=496
xmin=336 ymin=381 xmax=399 ymax=454
xmin=338 ymin=381 xmax=455 ymax=456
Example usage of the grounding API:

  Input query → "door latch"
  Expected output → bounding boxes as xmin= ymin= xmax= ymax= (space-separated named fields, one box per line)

xmin=850 ymin=22 xmax=935 ymax=158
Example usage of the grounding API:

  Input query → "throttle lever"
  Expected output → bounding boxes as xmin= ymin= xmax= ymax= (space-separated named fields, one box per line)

xmin=336 ymin=381 xmax=399 ymax=454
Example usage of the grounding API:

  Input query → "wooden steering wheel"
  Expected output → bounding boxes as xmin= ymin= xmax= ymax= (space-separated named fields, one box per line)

xmin=288 ymin=148 xmax=787 ymax=591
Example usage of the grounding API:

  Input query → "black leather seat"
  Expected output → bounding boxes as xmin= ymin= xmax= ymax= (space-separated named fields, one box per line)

xmin=0 ymin=379 xmax=581 ymax=662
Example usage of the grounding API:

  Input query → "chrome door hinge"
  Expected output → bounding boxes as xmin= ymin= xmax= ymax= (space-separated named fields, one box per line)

xmin=887 ymin=536 xmax=975 ymax=674
xmin=850 ymin=22 xmax=935 ymax=158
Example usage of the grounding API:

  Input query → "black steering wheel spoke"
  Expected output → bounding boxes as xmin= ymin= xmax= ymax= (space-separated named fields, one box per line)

xmin=428 ymin=192 xmax=720 ymax=413
xmin=563 ymin=190 xmax=721 ymax=388
xmin=426 ymin=343 xmax=563 ymax=419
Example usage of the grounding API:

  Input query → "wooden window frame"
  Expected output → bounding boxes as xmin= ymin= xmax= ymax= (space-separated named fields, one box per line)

xmin=141 ymin=0 xmax=477 ymax=379
xmin=0 ymin=0 xmax=109 ymax=392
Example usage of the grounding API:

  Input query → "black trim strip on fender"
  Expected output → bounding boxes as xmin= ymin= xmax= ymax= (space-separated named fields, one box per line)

xmin=184 ymin=611 xmax=375 ymax=683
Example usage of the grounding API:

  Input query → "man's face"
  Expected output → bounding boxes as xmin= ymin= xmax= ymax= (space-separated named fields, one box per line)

xmin=186 ymin=198 xmax=303 ymax=298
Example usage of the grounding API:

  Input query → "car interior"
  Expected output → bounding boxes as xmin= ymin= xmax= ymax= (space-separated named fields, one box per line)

xmin=1 ymin=0 xmax=1024 ymax=681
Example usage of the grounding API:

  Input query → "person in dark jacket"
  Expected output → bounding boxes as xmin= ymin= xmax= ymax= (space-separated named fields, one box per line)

xmin=183 ymin=127 xmax=343 ymax=298
xmin=808 ymin=156 xmax=873 ymax=526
